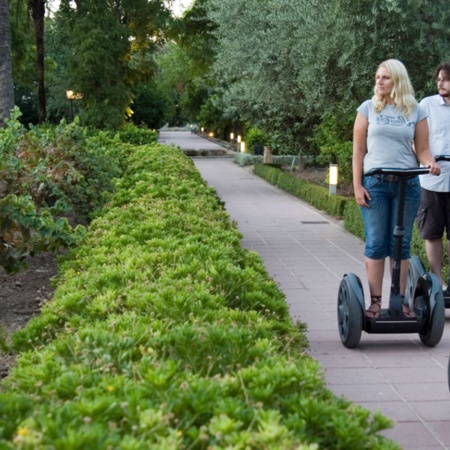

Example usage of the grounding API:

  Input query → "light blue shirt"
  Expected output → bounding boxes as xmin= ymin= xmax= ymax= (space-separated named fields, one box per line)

xmin=419 ymin=95 xmax=450 ymax=192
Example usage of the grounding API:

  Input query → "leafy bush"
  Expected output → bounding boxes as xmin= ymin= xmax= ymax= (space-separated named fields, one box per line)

xmin=309 ymin=113 xmax=354 ymax=184
xmin=244 ymin=127 xmax=269 ymax=153
xmin=0 ymin=144 xmax=398 ymax=449
xmin=115 ymin=122 xmax=158 ymax=146
xmin=0 ymin=109 xmax=123 ymax=272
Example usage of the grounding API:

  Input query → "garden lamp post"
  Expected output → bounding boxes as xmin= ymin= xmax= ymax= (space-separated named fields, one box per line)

xmin=66 ymin=90 xmax=75 ymax=122
xmin=329 ymin=164 xmax=338 ymax=195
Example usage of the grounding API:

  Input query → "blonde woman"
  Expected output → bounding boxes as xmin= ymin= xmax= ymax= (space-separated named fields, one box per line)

xmin=352 ymin=59 xmax=440 ymax=318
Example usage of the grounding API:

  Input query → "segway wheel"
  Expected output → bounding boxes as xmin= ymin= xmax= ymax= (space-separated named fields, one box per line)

xmin=337 ymin=274 xmax=364 ymax=348
xmin=448 ymin=356 xmax=450 ymax=393
xmin=418 ymin=281 xmax=445 ymax=347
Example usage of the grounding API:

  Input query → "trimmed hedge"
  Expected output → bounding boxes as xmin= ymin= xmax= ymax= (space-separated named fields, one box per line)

xmin=0 ymin=145 xmax=398 ymax=449
xmin=235 ymin=153 xmax=298 ymax=167
xmin=254 ymin=163 xmax=349 ymax=219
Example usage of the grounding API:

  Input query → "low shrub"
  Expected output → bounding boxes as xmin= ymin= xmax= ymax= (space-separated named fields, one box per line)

xmin=0 ymin=145 xmax=398 ymax=448
xmin=254 ymin=164 xmax=349 ymax=219
xmin=235 ymin=153 xmax=298 ymax=167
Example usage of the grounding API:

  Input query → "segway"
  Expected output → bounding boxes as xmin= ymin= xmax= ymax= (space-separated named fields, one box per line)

xmin=337 ymin=167 xmax=445 ymax=348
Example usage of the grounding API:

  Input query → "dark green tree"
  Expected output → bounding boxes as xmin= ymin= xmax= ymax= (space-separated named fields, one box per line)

xmin=0 ymin=0 xmax=15 ymax=126
xmin=46 ymin=0 xmax=172 ymax=129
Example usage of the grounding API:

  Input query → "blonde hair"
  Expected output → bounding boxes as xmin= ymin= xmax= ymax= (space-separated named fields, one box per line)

xmin=371 ymin=59 xmax=417 ymax=117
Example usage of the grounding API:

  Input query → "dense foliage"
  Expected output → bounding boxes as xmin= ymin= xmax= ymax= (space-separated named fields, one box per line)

xmin=204 ymin=0 xmax=450 ymax=170
xmin=0 ymin=110 xmax=158 ymax=272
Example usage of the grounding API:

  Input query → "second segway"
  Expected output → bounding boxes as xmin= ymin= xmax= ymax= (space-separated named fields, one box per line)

xmin=432 ymin=155 xmax=450 ymax=307
xmin=337 ymin=167 xmax=445 ymax=348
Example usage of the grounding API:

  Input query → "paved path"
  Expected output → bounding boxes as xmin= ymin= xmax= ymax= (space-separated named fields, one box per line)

xmin=159 ymin=130 xmax=234 ymax=152
xmin=161 ymin=132 xmax=450 ymax=449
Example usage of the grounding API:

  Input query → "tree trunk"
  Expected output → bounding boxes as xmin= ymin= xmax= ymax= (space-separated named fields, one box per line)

xmin=0 ymin=0 xmax=15 ymax=127
xmin=30 ymin=0 xmax=46 ymax=123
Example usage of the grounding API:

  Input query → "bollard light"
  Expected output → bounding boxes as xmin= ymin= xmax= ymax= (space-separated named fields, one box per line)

xmin=237 ymin=135 xmax=241 ymax=143
xmin=209 ymin=132 xmax=214 ymax=137
xmin=329 ymin=164 xmax=338 ymax=195
xmin=240 ymin=141 xmax=246 ymax=153
xmin=201 ymin=127 xmax=204 ymax=132
xmin=230 ymin=132 xmax=234 ymax=140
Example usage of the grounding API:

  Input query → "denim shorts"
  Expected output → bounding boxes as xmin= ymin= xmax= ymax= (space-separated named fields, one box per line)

xmin=361 ymin=175 xmax=421 ymax=259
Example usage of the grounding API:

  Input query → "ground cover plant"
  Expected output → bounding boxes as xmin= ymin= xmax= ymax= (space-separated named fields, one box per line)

xmin=0 ymin=141 xmax=399 ymax=449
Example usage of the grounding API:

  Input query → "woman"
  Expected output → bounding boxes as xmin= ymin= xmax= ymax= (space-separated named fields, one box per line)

xmin=353 ymin=59 xmax=440 ymax=318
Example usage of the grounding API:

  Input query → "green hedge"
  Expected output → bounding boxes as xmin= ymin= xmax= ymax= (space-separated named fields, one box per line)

xmin=0 ymin=146 xmax=398 ymax=449
xmin=234 ymin=153 xmax=298 ymax=167
xmin=254 ymin=163 xmax=349 ymax=219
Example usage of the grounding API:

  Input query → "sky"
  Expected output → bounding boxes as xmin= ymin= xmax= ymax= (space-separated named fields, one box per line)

xmin=47 ymin=0 xmax=193 ymax=17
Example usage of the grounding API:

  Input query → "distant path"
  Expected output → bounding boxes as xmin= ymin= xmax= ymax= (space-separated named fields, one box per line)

xmin=158 ymin=130 xmax=230 ymax=151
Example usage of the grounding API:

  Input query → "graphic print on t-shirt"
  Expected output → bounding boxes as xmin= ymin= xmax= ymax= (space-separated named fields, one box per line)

xmin=376 ymin=115 xmax=414 ymax=128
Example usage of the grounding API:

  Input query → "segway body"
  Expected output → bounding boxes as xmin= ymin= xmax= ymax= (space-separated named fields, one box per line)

xmin=337 ymin=167 xmax=445 ymax=348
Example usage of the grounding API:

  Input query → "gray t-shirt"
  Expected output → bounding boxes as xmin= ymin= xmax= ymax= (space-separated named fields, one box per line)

xmin=357 ymin=100 xmax=427 ymax=172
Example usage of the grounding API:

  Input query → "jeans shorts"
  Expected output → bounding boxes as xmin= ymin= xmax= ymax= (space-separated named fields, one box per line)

xmin=417 ymin=188 xmax=450 ymax=240
xmin=361 ymin=175 xmax=421 ymax=259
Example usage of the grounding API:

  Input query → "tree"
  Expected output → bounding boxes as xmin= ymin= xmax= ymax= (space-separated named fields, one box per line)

xmin=206 ymin=0 xmax=450 ymax=155
xmin=45 ymin=0 xmax=173 ymax=129
xmin=0 ymin=0 xmax=15 ymax=127
xmin=29 ymin=0 xmax=46 ymax=123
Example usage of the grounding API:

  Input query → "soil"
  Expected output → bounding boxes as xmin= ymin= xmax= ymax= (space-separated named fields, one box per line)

xmin=0 ymin=252 xmax=59 ymax=379
xmin=0 ymin=166 xmax=353 ymax=380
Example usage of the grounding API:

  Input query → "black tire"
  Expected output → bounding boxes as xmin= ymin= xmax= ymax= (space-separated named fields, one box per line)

xmin=337 ymin=274 xmax=364 ymax=348
xmin=448 ymin=356 xmax=450 ymax=393
xmin=419 ymin=286 xmax=445 ymax=347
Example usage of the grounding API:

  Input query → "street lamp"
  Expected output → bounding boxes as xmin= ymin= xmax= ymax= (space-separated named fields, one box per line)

xmin=66 ymin=90 xmax=75 ymax=121
xmin=66 ymin=90 xmax=82 ymax=122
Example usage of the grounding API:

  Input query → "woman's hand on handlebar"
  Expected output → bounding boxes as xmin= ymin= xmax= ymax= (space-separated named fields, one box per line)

xmin=426 ymin=162 xmax=441 ymax=176
xmin=354 ymin=185 xmax=371 ymax=208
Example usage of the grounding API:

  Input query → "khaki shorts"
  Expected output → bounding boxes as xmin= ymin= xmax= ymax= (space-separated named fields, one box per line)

xmin=417 ymin=188 xmax=450 ymax=240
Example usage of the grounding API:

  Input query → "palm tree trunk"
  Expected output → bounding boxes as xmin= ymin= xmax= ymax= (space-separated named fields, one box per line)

xmin=0 ymin=0 xmax=15 ymax=127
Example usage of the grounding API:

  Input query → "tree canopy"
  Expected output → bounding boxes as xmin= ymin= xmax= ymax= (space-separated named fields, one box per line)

xmin=205 ymin=0 xmax=450 ymax=152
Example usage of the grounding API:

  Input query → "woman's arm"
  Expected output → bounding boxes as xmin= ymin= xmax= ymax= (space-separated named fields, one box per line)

xmin=353 ymin=113 xmax=371 ymax=207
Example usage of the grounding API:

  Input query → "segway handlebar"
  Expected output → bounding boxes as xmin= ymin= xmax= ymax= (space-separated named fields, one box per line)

xmin=435 ymin=155 xmax=450 ymax=162
xmin=364 ymin=167 xmax=431 ymax=178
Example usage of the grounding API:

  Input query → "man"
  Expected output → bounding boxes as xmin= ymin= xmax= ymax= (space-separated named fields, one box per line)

xmin=417 ymin=61 xmax=450 ymax=288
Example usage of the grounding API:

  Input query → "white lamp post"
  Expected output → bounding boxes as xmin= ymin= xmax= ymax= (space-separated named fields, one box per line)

xmin=329 ymin=164 xmax=338 ymax=195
